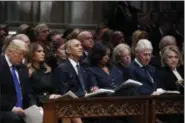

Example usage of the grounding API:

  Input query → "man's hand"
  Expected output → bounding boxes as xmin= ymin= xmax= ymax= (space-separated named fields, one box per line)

xmin=12 ymin=107 xmax=25 ymax=117
xmin=151 ymin=91 xmax=161 ymax=96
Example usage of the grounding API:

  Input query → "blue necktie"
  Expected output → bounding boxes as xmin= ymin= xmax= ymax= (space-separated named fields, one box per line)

xmin=11 ymin=65 xmax=22 ymax=107
xmin=143 ymin=66 xmax=154 ymax=83
xmin=76 ymin=64 xmax=86 ymax=94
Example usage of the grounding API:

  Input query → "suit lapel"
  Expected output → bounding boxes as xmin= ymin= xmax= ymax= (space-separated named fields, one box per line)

xmin=133 ymin=61 xmax=153 ymax=84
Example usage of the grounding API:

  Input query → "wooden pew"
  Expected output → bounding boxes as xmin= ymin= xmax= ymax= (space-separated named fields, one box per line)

xmin=42 ymin=95 xmax=183 ymax=123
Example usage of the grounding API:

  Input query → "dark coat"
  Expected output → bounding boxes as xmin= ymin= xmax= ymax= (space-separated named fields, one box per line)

xmin=0 ymin=55 xmax=36 ymax=111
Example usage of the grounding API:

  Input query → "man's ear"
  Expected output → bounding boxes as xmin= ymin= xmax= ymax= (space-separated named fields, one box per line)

xmin=66 ymin=48 xmax=70 ymax=54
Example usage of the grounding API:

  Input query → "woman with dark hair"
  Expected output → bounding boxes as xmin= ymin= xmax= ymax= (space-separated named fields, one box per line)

xmin=27 ymin=43 xmax=61 ymax=106
xmin=87 ymin=43 xmax=124 ymax=91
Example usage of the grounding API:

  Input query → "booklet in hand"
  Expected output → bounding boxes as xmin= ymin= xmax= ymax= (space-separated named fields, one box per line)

xmin=23 ymin=105 xmax=43 ymax=123
xmin=156 ymin=88 xmax=181 ymax=95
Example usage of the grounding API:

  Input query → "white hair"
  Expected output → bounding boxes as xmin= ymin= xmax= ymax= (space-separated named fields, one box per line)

xmin=112 ymin=43 xmax=130 ymax=64
xmin=135 ymin=39 xmax=153 ymax=53
xmin=5 ymin=39 xmax=27 ymax=52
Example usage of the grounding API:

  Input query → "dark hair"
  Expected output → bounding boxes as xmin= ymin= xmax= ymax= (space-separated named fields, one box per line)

xmin=89 ymin=42 xmax=112 ymax=67
xmin=47 ymin=30 xmax=61 ymax=42
xmin=0 ymin=24 xmax=9 ymax=36
xmin=62 ymin=27 xmax=74 ymax=39
xmin=27 ymin=43 xmax=43 ymax=63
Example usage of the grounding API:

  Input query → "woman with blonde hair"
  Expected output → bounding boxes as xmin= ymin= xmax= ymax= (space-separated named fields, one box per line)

xmin=155 ymin=45 xmax=184 ymax=94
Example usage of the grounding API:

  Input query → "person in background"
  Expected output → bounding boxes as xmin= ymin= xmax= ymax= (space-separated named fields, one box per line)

xmin=14 ymin=34 xmax=31 ymax=47
xmin=66 ymin=28 xmax=81 ymax=41
xmin=1 ymin=35 xmax=15 ymax=54
xmin=27 ymin=43 xmax=61 ymax=106
xmin=0 ymin=24 xmax=9 ymax=53
xmin=77 ymin=30 xmax=94 ymax=67
xmin=94 ymin=24 xmax=109 ymax=42
xmin=48 ymin=40 xmax=67 ymax=71
xmin=112 ymin=43 xmax=131 ymax=81
xmin=34 ymin=23 xmax=51 ymax=62
xmin=110 ymin=31 xmax=125 ymax=49
xmin=16 ymin=24 xmax=30 ymax=34
xmin=131 ymin=30 xmax=148 ymax=58
xmin=0 ymin=39 xmax=36 ymax=123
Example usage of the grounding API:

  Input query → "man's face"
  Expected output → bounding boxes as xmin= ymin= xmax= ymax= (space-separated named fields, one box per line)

xmin=81 ymin=32 xmax=94 ymax=49
xmin=8 ymin=49 xmax=25 ymax=65
xmin=67 ymin=40 xmax=83 ymax=58
xmin=37 ymin=27 xmax=50 ymax=41
xmin=136 ymin=49 xmax=152 ymax=66
xmin=51 ymin=34 xmax=64 ymax=43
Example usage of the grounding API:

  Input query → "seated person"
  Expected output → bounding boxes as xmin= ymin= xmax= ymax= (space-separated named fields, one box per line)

xmin=0 ymin=39 xmax=36 ymax=123
xmin=127 ymin=39 xmax=160 ymax=96
xmin=53 ymin=39 xmax=88 ymax=123
xmin=87 ymin=43 xmax=124 ymax=91
xmin=112 ymin=43 xmax=131 ymax=81
xmin=27 ymin=43 xmax=61 ymax=106
xmin=155 ymin=45 xmax=184 ymax=94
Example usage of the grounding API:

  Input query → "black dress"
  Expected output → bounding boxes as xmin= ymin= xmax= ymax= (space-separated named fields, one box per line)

xmin=30 ymin=66 xmax=55 ymax=106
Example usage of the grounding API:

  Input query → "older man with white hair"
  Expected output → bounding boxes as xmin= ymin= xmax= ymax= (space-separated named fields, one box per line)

xmin=127 ymin=39 xmax=160 ymax=95
xmin=0 ymin=39 xmax=36 ymax=123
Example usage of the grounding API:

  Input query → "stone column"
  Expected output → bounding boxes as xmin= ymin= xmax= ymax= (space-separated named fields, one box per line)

xmin=40 ymin=1 xmax=52 ymax=22
xmin=70 ymin=1 xmax=93 ymax=24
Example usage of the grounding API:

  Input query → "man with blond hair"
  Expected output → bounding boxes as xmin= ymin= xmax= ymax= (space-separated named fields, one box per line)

xmin=0 ymin=39 xmax=35 ymax=123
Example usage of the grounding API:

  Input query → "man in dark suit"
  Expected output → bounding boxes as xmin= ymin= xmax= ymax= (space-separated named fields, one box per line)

xmin=77 ymin=31 xmax=94 ymax=68
xmin=53 ymin=39 xmax=88 ymax=97
xmin=128 ymin=39 xmax=160 ymax=95
xmin=0 ymin=39 xmax=36 ymax=123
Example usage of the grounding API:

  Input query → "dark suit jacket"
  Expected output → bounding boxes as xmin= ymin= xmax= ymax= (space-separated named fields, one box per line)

xmin=115 ymin=63 xmax=130 ymax=82
xmin=127 ymin=60 xmax=156 ymax=95
xmin=87 ymin=65 xmax=124 ymax=90
xmin=0 ymin=55 xmax=36 ymax=111
xmin=155 ymin=66 xmax=184 ymax=93
xmin=53 ymin=59 xmax=88 ymax=97
xmin=79 ymin=51 xmax=90 ymax=68
xmin=150 ymin=54 xmax=161 ymax=69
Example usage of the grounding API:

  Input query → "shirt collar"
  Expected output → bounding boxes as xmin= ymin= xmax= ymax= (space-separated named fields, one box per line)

xmin=134 ymin=58 xmax=143 ymax=68
xmin=5 ymin=54 xmax=13 ymax=68
xmin=68 ymin=58 xmax=79 ymax=68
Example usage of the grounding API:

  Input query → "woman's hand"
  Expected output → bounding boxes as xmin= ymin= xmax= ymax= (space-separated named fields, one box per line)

xmin=49 ymin=94 xmax=62 ymax=99
xmin=90 ymin=86 xmax=99 ymax=92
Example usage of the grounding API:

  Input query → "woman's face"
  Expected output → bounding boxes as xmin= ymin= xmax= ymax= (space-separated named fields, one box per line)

xmin=165 ymin=50 xmax=179 ymax=69
xmin=32 ymin=45 xmax=45 ymax=62
xmin=120 ymin=48 xmax=131 ymax=66
xmin=56 ymin=44 xmax=67 ymax=60
xmin=99 ymin=48 xmax=110 ymax=65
